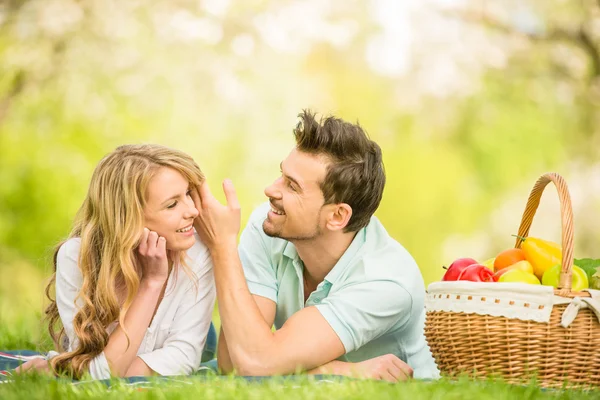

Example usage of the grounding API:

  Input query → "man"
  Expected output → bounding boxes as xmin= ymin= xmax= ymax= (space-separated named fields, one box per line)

xmin=192 ymin=110 xmax=439 ymax=381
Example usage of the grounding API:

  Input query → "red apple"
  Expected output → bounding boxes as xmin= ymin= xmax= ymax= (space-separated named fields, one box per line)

xmin=442 ymin=258 xmax=478 ymax=281
xmin=457 ymin=264 xmax=495 ymax=282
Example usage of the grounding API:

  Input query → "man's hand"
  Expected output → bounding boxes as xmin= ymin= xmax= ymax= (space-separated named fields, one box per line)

xmin=13 ymin=358 xmax=54 ymax=376
xmin=191 ymin=180 xmax=241 ymax=250
xmin=313 ymin=354 xmax=413 ymax=383
xmin=354 ymin=354 xmax=413 ymax=382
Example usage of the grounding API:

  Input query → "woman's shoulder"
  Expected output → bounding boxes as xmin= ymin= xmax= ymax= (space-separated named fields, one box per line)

xmin=55 ymin=237 xmax=83 ymax=278
xmin=56 ymin=237 xmax=82 ymax=262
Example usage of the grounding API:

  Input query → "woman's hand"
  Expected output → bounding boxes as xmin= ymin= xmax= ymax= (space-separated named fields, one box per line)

xmin=13 ymin=358 xmax=53 ymax=376
xmin=138 ymin=228 xmax=169 ymax=286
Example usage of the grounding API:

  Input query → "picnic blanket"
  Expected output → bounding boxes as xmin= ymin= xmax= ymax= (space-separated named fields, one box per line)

xmin=0 ymin=322 xmax=222 ymax=384
xmin=0 ymin=321 xmax=348 ymax=387
xmin=0 ymin=351 xmax=345 ymax=387
xmin=0 ymin=350 xmax=217 ymax=384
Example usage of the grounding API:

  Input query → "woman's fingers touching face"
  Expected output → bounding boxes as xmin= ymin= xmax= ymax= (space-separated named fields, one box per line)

xmin=138 ymin=227 xmax=150 ymax=254
xmin=138 ymin=228 xmax=169 ymax=284
xmin=138 ymin=228 xmax=167 ymax=257
xmin=147 ymin=231 xmax=159 ymax=254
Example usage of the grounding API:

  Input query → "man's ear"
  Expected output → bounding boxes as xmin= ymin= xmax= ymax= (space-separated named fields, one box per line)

xmin=325 ymin=203 xmax=352 ymax=232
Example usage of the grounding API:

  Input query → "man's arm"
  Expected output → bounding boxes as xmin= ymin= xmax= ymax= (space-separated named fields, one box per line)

xmin=193 ymin=181 xmax=345 ymax=375
xmin=217 ymin=289 xmax=413 ymax=381
xmin=215 ymin=252 xmax=345 ymax=375
xmin=194 ymin=181 xmax=412 ymax=379
xmin=212 ymin=240 xmax=346 ymax=375
xmin=212 ymin=246 xmax=412 ymax=379
xmin=217 ymin=294 xmax=276 ymax=374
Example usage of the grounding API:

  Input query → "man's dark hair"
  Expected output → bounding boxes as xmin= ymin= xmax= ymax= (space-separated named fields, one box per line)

xmin=293 ymin=109 xmax=386 ymax=232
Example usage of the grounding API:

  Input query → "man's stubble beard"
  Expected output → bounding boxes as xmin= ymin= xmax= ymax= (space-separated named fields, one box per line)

xmin=262 ymin=209 xmax=323 ymax=242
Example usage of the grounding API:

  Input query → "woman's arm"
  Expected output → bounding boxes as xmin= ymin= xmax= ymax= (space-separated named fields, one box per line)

xmin=102 ymin=278 xmax=165 ymax=377
xmin=125 ymin=357 xmax=156 ymax=376
xmin=99 ymin=228 xmax=171 ymax=377
xmin=55 ymin=229 xmax=170 ymax=379
xmin=131 ymin=238 xmax=216 ymax=376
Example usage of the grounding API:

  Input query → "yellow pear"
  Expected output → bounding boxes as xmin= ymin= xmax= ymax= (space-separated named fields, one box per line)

xmin=497 ymin=269 xmax=541 ymax=285
xmin=493 ymin=260 xmax=534 ymax=281
xmin=505 ymin=260 xmax=534 ymax=274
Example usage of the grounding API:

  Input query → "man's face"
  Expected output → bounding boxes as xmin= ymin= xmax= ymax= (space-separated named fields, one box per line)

xmin=263 ymin=148 xmax=329 ymax=241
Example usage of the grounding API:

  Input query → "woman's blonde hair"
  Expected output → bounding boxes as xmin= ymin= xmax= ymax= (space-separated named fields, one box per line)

xmin=44 ymin=144 xmax=204 ymax=379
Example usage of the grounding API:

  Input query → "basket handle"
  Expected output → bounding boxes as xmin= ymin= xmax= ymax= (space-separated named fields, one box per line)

xmin=513 ymin=173 xmax=574 ymax=293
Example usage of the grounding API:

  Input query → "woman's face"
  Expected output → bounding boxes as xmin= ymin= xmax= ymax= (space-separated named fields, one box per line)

xmin=143 ymin=167 xmax=199 ymax=252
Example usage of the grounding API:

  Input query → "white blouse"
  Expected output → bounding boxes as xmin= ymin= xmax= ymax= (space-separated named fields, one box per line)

xmin=52 ymin=233 xmax=215 ymax=380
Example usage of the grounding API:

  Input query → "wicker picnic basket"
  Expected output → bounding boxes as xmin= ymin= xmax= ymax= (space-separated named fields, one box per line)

xmin=424 ymin=173 xmax=600 ymax=388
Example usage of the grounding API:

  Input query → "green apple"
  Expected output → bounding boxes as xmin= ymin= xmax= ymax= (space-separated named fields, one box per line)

xmin=497 ymin=269 xmax=541 ymax=285
xmin=541 ymin=264 xmax=589 ymax=291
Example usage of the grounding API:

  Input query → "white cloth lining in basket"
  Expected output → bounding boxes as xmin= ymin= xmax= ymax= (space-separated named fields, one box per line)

xmin=426 ymin=281 xmax=600 ymax=327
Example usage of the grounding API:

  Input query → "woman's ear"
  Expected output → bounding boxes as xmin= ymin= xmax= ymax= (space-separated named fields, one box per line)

xmin=325 ymin=203 xmax=352 ymax=232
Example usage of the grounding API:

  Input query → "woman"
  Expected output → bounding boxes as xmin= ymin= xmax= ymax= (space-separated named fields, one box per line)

xmin=20 ymin=144 xmax=215 ymax=379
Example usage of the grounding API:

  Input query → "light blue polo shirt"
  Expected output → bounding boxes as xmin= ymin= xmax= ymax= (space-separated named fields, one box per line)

xmin=239 ymin=202 xmax=439 ymax=379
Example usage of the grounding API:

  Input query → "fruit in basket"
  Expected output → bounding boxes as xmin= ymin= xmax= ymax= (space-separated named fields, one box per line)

xmin=481 ymin=258 xmax=495 ymax=271
xmin=515 ymin=236 xmax=561 ymax=279
xmin=497 ymin=269 xmax=541 ymax=284
xmin=442 ymin=258 xmax=478 ymax=281
xmin=541 ymin=264 xmax=589 ymax=291
xmin=493 ymin=248 xmax=526 ymax=272
xmin=457 ymin=264 xmax=495 ymax=282
xmin=493 ymin=260 xmax=534 ymax=280
xmin=575 ymin=258 xmax=600 ymax=290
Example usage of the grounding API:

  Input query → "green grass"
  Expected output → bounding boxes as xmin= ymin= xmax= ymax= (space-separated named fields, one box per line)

xmin=1 ymin=374 xmax=599 ymax=400
xmin=0 ymin=318 xmax=47 ymax=350
xmin=0 ymin=257 xmax=598 ymax=399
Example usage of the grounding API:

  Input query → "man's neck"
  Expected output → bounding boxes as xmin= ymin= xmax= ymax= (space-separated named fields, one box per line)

xmin=294 ymin=230 xmax=358 ymax=287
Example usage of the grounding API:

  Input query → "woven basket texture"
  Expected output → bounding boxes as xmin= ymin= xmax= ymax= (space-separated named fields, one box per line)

xmin=425 ymin=173 xmax=600 ymax=388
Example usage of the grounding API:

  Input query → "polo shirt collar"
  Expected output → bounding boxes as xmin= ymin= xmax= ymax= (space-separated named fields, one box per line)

xmin=282 ymin=241 xmax=299 ymax=261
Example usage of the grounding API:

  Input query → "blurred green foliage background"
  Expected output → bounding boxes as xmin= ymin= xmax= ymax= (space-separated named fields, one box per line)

xmin=0 ymin=0 xmax=599 ymax=349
